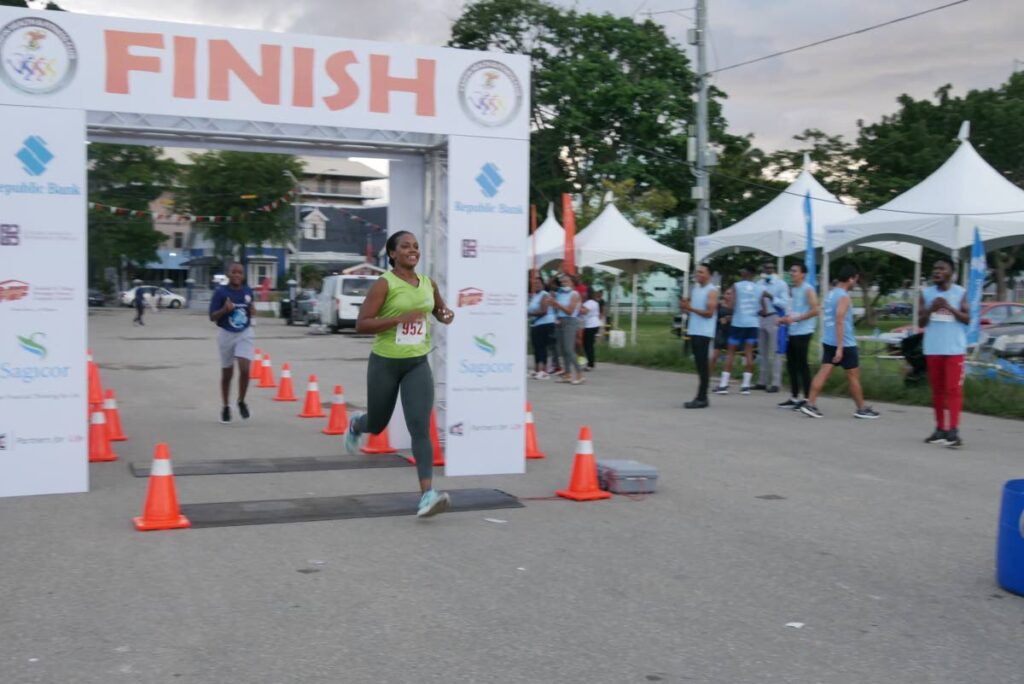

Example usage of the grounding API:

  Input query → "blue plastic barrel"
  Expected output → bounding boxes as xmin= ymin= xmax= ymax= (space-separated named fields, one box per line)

xmin=996 ymin=479 xmax=1024 ymax=596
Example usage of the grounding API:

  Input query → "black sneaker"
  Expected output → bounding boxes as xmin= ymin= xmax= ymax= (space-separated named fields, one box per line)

xmin=766 ymin=385 xmax=779 ymax=394
xmin=945 ymin=429 xmax=963 ymax=449
xmin=854 ymin=407 xmax=881 ymax=419
xmin=925 ymin=429 xmax=948 ymax=445
xmin=684 ymin=399 xmax=709 ymax=409
xmin=791 ymin=399 xmax=808 ymax=411
xmin=237 ymin=400 xmax=250 ymax=420
xmin=713 ymin=384 xmax=729 ymax=395
xmin=740 ymin=385 xmax=751 ymax=395
xmin=753 ymin=384 xmax=768 ymax=391
xmin=220 ymin=405 xmax=231 ymax=423
xmin=800 ymin=404 xmax=823 ymax=418
xmin=777 ymin=398 xmax=799 ymax=408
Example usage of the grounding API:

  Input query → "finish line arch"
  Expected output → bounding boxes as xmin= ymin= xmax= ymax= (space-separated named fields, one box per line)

xmin=0 ymin=7 xmax=530 ymax=496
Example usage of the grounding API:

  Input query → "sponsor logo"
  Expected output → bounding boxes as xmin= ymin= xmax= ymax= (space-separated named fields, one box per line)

xmin=16 ymin=135 xmax=53 ymax=176
xmin=448 ymin=422 xmax=464 ymax=436
xmin=458 ymin=287 xmax=484 ymax=307
xmin=475 ymin=162 xmax=504 ymax=198
xmin=0 ymin=223 xmax=19 ymax=246
xmin=473 ymin=333 xmax=497 ymax=356
xmin=0 ymin=432 xmax=7 ymax=450
xmin=1 ymin=332 xmax=71 ymax=384
xmin=446 ymin=421 xmax=520 ymax=434
xmin=0 ymin=17 xmax=77 ymax=95
xmin=461 ymin=239 xmax=478 ymax=258
xmin=458 ymin=59 xmax=523 ymax=128
xmin=0 ymin=279 xmax=29 ymax=302
xmin=460 ymin=239 xmax=519 ymax=258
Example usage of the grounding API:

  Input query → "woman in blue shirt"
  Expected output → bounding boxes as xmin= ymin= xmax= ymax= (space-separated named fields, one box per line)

xmin=528 ymin=274 xmax=555 ymax=379
xmin=680 ymin=264 xmax=719 ymax=408
xmin=779 ymin=262 xmax=819 ymax=409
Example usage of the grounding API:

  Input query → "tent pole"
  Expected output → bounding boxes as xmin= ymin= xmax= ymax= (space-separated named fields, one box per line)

xmin=631 ymin=271 xmax=639 ymax=345
xmin=613 ymin=273 xmax=621 ymax=330
xmin=912 ymin=259 xmax=921 ymax=328
xmin=777 ymin=255 xmax=784 ymax=275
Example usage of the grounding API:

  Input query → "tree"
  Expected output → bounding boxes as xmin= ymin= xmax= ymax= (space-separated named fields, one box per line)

xmin=87 ymin=144 xmax=178 ymax=287
xmin=175 ymin=151 xmax=304 ymax=268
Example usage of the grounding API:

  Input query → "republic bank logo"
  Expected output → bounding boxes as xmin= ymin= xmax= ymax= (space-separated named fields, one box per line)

xmin=16 ymin=135 xmax=53 ymax=176
xmin=475 ymin=162 xmax=503 ymax=198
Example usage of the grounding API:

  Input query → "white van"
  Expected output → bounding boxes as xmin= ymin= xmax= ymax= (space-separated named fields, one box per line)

xmin=317 ymin=274 xmax=378 ymax=332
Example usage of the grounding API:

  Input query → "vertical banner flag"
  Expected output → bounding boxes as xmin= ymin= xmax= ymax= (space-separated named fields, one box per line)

xmin=445 ymin=136 xmax=528 ymax=476
xmin=562 ymin=193 xmax=577 ymax=275
xmin=803 ymin=190 xmax=817 ymax=289
xmin=0 ymin=105 xmax=88 ymax=498
xmin=967 ymin=227 xmax=986 ymax=346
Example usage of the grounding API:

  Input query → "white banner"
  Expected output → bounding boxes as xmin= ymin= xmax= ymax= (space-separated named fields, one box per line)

xmin=0 ymin=7 xmax=529 ymax=140
xmin=0 ymin=104 xmax=87 ymax=497
xmin=445 ymin=135 xmax=528 ymax=476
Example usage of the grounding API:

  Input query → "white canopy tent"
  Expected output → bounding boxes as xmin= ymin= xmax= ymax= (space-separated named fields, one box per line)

xmin=534 ymin=203 xmax=691 ymax=343
xmin=825 ymin=122 xmax=1024 ymax=258
xmin=526 ymin=204 xmax=564 ymax=271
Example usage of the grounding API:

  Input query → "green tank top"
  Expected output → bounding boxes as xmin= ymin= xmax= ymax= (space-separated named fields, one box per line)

xmin=372 ymin=271 xmax=434 ymax=358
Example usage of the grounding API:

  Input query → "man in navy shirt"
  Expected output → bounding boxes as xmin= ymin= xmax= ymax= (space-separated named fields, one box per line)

xmin=209 ymin=263 xmax=255 ymax=423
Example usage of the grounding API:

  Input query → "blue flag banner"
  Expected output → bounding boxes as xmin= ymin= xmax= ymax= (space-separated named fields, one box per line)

xmin=803 ymin=191 xmax=816 ymax=289
xmin=967 ymin=227 xmax=986 ymax=346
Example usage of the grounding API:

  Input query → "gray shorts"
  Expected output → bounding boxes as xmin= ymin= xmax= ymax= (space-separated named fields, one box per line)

xmin=217 ymin=326 xmax=255 ymax=368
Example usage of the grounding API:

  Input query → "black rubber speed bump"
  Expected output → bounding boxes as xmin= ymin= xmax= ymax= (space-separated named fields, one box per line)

xmin=130 ymin=454 xmax=411 ymax=477
xmin=180 ymin=489 xmax=522 ymax=528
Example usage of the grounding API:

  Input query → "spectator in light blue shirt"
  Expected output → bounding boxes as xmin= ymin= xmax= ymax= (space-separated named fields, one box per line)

xmin=680 ymin=264 xmax=719 ymax=409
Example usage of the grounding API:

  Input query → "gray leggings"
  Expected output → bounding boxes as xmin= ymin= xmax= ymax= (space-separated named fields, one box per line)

xmin=557 ymin=317 xmax=582 ymax=375
xmin=357 ymin=353 xmax=435 ymax=482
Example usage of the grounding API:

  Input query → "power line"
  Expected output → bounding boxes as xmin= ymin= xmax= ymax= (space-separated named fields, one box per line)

xmin=710 ymin=0 xmax=969 ymax=75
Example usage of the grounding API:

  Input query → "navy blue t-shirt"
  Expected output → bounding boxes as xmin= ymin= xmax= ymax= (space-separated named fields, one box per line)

xmin=209 ymin=285 xmax=254 ymax=332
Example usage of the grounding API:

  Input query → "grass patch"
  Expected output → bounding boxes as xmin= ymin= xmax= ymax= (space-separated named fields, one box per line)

xmin=593 ymin=313 xmax=1024 ymax=420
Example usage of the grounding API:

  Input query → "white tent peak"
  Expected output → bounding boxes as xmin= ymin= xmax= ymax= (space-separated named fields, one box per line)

xmin=545 ymin=202 xmax=555 ymax=220
xmin=571 ymin=203 xmax=690 ymax=273
xmin=957 ymin=120 xmax=970 ymax=141
xmin=802 ymin=152 xmax=812 ymax=170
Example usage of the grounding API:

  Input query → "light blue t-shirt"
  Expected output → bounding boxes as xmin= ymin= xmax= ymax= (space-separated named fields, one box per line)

xmin=789 ymin=283 xmax=817 ymax=336
xmin=554 ymin=288 xmax=579 ymax=319
xmin=732 ymin=280 xmax=765 ymax=328
xmin=822 ymin=287 xmax=856 ymax=348
xmin=922 ymin=284 xmax=967 ymax=355
xmin=761 ymin=274 xmax=789 ymax=315
xmin=529 ymin=291 xmax=556 ymax=326
xmin=687 ymin=283 xmax=718 ymax=338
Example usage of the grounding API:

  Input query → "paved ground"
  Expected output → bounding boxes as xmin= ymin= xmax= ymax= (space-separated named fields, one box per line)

xmin=2 ymin=306 xmax=1023 ymax=684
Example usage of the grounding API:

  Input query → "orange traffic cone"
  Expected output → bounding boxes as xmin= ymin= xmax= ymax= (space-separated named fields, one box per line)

xmin=87 ymin=349 xmax=103 ymax=406
xmin=133 ymin=443 xmax=191 ymax=531
xmin=298 ymin=375 xmax=325 ymax=417
xmin=252 ymin=348 xmax=265 ymax=383
xmin=525 ymin=401 xmax=544 ymax=459
xmin=322 ymin=385 xmax=349 ymax=435
xmin=556 ymin=426 xmax=611 ymax=501
xmin=88 ymin=408 xmax=117 ymax=462
xmin=402 ymin=409 xmax=445 ymax=466
xmin=103 ymin=388 xmax=127 ymax=442
xmin=361 ymin=426 xmax=397 ymax=454
xmin=273 ymin=363 xmax=298 ymax=401
xmin=257 ymin=354 xmax=276 ymax=388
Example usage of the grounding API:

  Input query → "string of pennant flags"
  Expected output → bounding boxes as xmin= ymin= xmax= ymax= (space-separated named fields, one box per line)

xmin=87 ymin=192 xmax=384 ymax=231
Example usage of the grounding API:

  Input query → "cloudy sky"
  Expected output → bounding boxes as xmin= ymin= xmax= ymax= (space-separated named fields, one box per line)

xmin=51 ymin=0 xmax=1022 ymax=151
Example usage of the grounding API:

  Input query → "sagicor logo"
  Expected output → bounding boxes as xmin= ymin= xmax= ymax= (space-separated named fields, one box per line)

xmin=475 ymin=163 xmax=503 ymax=198
xmin=16 ymin=135 xmax=53 ymax=176
xmin=17 ymin=332 xmax=46 ymax=359
xmin=473 ymin=333 xmax=497 ymax=356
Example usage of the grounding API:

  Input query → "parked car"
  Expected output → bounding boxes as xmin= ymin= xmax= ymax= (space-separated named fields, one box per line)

xmin=980 ymin=312 xmax=1024 ymax=358
xmin=88 ymin=288 xmax=107 ymax=306
xmin=317 ymin=275 xmax=378 ymax=332
xmin=119 ymin=286 xmax=185 ymax=309
xmin=281 ymin=288 xmax=319 ymax=325
xmin=879 ymin=301 xmax=913 ymax=317
xmin=979 ymin=302 xmax=1024 ymax=327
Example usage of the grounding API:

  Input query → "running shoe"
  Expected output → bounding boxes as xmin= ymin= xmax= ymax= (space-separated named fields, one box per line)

xmin=713 ymin=384 xmax=729 ymax=395
xmin=925 ymin=429 xmax=948 ymax=445
xmin=237 ymin=400 xmax=250 ymax=420
xmin=570 ymin=377 xmax=585 ymax=385
xmin=791 ymin=399 xmax=808 ymax=411
xmin=777 ymin=398 xmax=800 ymax=408
xmin=753 ymin=384 xmax=767 ymax=391
xmin=740 ymin=385 xmax=751 ymax=395
xmin=854 ymin=407 xmax=881 ymax=419
xmin=220 ymin=405 xmax=231 ymax=424
xmin=945 ymin=429 xmax=963 ymax=449
xmin=800 ymin=404 xmax=823 ymax=418
xmin=684 ymin=399 xmax=709 ymax=409
xmin=345 ymin=412 xmax=364 ymax=455
xmin=766 ymin=386 xmax=779 ymax=394
xmin=416 ymin=489 xmax=451 ymax=518
xmin=535 ymin=371 xmax=550 ymax=380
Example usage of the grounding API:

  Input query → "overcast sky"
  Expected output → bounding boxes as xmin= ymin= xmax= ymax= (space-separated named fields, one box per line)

xmin=53 ymin=0 xmax=1022 ymax=151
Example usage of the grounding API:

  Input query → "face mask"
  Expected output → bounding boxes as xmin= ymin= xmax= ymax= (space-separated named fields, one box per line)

xmin=560 ymin=286 xmax=571 ymax=292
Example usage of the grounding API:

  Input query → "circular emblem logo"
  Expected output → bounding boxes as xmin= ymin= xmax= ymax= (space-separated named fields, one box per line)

xmin=0 ymin=17 xmax=77 ymax=95
xmin=458 ymin=60 xmax=522 ymax=128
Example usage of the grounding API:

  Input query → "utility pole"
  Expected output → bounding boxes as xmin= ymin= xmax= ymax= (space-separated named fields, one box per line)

xmin=689 ymin=0 xmax=712 ymax=237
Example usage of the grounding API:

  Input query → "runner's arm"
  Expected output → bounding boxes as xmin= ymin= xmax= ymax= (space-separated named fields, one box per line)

xmin=430 ymin=279 xmax=454 ymax=324
xmin=355 ymin=279 xmax=420 ymax=334
xmin=833 ymin=297 xmax=849 ymax=361
xmin=209 ymin=290 xmax=234 ymax=322
xmin=952 ymin=293 xmax=970 ymax=324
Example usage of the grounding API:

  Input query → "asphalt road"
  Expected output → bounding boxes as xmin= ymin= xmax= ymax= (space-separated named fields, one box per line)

xmin=1 ymin=306 xmax=1022 ymax=684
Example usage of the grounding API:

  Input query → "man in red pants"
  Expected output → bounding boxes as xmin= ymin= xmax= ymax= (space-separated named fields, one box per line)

xmin=918 ymin=257 xmax=969 ymax=449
